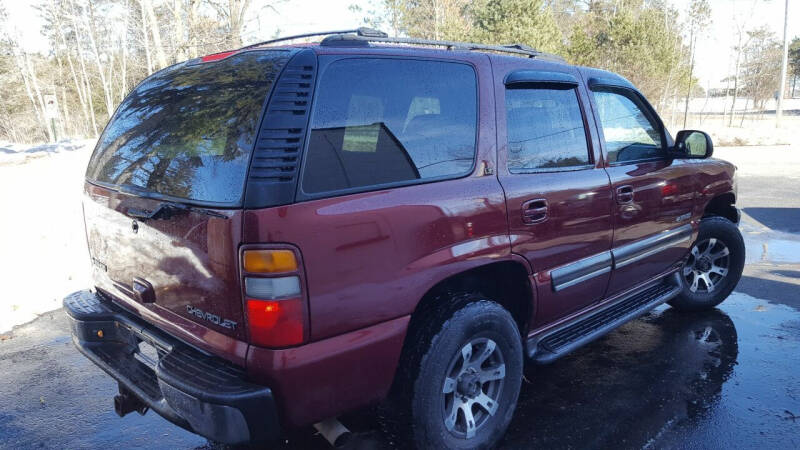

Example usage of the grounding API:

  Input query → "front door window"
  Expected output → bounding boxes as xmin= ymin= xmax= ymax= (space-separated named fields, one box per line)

xmin=592 ymin=88 xmax=664 ymax=163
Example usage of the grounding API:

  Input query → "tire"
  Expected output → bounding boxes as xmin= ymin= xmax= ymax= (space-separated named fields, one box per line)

xmin=391 ymin=294 xmax=523 ymax=450
xmin=669 ymin=216 xmax=745 ymax=312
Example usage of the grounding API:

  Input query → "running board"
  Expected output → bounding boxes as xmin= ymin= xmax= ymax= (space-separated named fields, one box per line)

xmin=527 ymin=272 xmax=682 ymax=364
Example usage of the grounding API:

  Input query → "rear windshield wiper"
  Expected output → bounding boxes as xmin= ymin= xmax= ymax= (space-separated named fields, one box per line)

xmin=126 ymin=201 xmax=229 ymax=221
xmin=118 ymin=185 xmax=228 ymax=221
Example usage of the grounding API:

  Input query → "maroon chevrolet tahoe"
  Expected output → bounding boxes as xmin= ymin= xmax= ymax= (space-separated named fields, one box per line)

xmin=64 ymin=28 xmax=744 ymax=449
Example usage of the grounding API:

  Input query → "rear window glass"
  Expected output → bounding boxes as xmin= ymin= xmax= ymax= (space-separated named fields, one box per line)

xmin=301 ymin=58 xmax=477 ymax=195
xmin=86 ymin=50 xmax=289 ymax=205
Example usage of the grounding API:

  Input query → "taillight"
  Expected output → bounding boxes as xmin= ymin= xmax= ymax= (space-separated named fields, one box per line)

xmin=246 ymin=298 xmax=304 ymax=347
xmin=241 ymin=248 xmax=307 ymax=348
xmin=243 ymin=249 xmax=298 ymax=273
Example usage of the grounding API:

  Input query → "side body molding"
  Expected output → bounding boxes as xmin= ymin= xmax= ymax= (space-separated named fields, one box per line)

xmin=551 ymin=252 xmax=612 ymax=292
xmin=548 ymin=224 xmax=693 ymax=291
xmin=611 ymin=224 xmax=693 ymax=269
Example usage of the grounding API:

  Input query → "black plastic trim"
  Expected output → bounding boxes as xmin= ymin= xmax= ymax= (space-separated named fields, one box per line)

xmin=505 ymin=70 xmax=578 ymax=86
xmin=587 ymin=76 xmax=636 ymax=90
xmin=317 ymin=33 xmax=565 ymax=62
xmin=243 ymin=48 xmax=317 ymax=209
xmin=508 ymin=164 xmax=595 ymax=174
xmin=607 ymin=155 xmax=666 ymax=167
xmin=87 ymin=179 xmax=242 ymax=209
xmin=528 ymin=272 xmax=682 ymax=363
xmin=63 ymin=290 xmax=280 ymax=445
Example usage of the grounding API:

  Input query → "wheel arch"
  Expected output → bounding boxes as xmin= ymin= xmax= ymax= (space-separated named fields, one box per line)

xmin=409 ymin=260 xmax=534 ymax=337
xmin=702 ymin=191 xmax=738 ymax=224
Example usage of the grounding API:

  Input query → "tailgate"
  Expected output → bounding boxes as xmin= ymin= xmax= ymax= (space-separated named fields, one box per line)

xmin=84 ymin=183 xmax=246 ymax=341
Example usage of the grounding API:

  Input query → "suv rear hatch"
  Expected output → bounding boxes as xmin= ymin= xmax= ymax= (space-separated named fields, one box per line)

xmin=82 ymin=49 xmax=291 ymax=347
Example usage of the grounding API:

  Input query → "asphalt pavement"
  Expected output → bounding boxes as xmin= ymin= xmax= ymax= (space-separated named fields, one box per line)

xmin=2 ymin=151 xmax=799 ymax=449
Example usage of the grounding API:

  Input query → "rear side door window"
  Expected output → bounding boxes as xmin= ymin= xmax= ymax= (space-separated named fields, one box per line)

xmin=505 ymin=86 xmax=591 ymax=171
xmin=591 ymin=88 xmax=664 ymax=163
xmin=300 ymin=58 xmax=477 ymax=196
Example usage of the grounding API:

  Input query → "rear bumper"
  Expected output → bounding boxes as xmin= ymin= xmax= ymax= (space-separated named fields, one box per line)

xmin=63 ymin=290 xmax=280 ymax=444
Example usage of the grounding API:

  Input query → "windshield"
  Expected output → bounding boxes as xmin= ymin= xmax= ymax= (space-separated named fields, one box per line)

xmin=86 ymin=50 xmax=290 ymax=205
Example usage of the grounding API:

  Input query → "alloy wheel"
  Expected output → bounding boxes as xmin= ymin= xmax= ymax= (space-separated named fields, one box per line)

xmin=441 ymin=337 xmax=506 ymax=439
xmin=683 ymin=238 xmax=731 ymax=293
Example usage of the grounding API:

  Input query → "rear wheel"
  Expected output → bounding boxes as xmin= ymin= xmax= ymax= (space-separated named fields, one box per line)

xmin=669 ymin=216 xmax=745 ymax=312
xmin=394 ymin=295 xmax=523 ymax=449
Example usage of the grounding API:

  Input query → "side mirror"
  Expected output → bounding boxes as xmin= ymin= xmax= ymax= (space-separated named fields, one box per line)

xmin=672 ymin=130 xmax=713 ymax=159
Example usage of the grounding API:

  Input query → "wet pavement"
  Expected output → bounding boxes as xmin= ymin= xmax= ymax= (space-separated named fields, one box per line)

xmin=2 ymin=159 xmax=800 ymax=449
xmin=3 ymin=285 xmax=799 ymax=450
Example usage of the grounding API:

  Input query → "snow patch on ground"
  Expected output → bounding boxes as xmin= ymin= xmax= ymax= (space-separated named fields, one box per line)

xmin=0 ymin=140 xmax=95 ymax=333
xmin=0 ymin=139 xmax=94 ymax=166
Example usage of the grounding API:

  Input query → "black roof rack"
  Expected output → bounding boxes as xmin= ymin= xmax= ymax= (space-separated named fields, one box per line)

xmin=245 ymin=28 xmax=564 ymax=62
xmin=241 ymin=27 xmax=388 ymax=50
xmin=319 ymin=28 xmax=565 ymax=62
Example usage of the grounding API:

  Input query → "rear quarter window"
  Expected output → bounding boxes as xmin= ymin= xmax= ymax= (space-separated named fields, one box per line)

xmin=300 ymin=58 xmax=478 ymax=196
xmin=86 ymin=50 xmax=290 ymax=205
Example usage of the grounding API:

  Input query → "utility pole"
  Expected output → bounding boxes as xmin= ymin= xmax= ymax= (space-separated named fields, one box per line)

xmin=683 ymin=28 xmax=696 ymax=129
xmin=776 ymin=0 xmax=789 ymax=127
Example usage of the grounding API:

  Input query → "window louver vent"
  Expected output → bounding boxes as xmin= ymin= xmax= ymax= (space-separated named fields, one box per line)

xmin=244 ymin=49 xmax=317 ymax=208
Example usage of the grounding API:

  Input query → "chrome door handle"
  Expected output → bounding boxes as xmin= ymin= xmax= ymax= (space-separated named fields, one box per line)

xmin=616 ymin=185 xmax=634 ymax=204
xmin=522 ymin=198 xmax=548 ymax=224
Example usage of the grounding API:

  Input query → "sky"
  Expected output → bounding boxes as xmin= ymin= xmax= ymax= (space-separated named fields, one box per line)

xmin=671 ymin=0 xmax=799 ymax=88
xmin=4 ymin=0 xmax=798 ymax=87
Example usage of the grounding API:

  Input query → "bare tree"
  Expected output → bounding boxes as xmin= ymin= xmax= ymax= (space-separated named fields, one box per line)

xmin=11 ymin=39 xmax=51 ymax=140
xmin=67 ymin=0 xmax=100 ymax=135
xmin=741 ymin=27 xmax=782 ymax=112
xmin=728 ymin=0 xmax=761 ymax=127
xmin=83 ymin=0 xmax=115 ymax=118
xmin=138 ymin=0 xmax=153 ymax=73
xmin=46 ymin=0 xmax=91 ymax=135
xmin=120 ymin=0 xmax=130 ymax=99
xmin=140 ymin=0 xmax=169 ymax=68
xmin=682 ymin=0 xmax=711 ymax=129
xmin=171 ymin=0 xmax=187 ymax=61
xmin=207 ymin=0 xmax=253 ymax=47
xmin=1 ymin=3 xmax=51 ymax=141
xmin=775 ymin=0 xmax=789 ymax=125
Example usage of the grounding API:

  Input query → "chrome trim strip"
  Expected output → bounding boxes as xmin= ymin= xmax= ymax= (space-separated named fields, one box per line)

xmin=615 ymin=234 xmax=691 ymax=268
xmin=547 ymin=224 xmax=693 ymax=291
xmin=612 ymin=224 xmax=693 ymax=269
xmin=551 ymin=251 xmax=613 ymax=292
xmin=554 ymin=266 xmax=611 ymax=292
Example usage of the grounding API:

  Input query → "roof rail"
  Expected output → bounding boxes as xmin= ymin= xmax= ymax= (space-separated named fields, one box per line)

xmin=241 ymin=27 xmax=388 ymax=50
xmin=318 ymin=30 xmax=565 ymax=62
